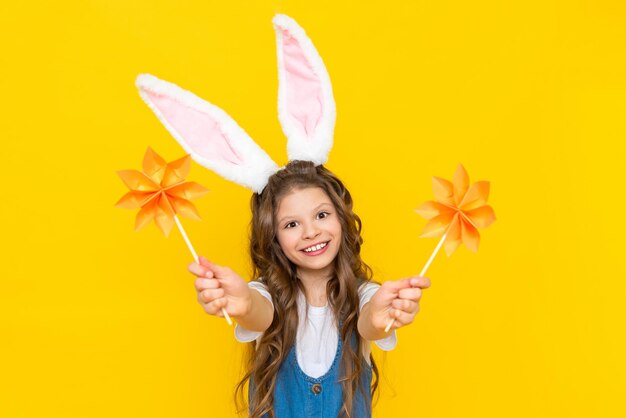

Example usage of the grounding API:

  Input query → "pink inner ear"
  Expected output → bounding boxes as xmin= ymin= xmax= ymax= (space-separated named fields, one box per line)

xmin=147 ymin=91 xmax=244 ymax=165
xmin=282 ymin=30 xmax=323 ymax=139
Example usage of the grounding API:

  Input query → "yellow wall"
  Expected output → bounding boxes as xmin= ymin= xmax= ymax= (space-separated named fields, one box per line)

xmin=2 ymin=1 xmax=625 ymax=416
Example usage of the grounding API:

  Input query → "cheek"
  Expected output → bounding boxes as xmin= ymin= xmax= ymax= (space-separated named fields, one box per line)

xmin=276 ymin=230 xmax=295 ymax=252
xmin=331 ymin=220 xmax=343 ymax=240
xmin=276 ymin=233 xmax=301 ymax=264
xmin=328 ymin=221 xmax=343 ymax=254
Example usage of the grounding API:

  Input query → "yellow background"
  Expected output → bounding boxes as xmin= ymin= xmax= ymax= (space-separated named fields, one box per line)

xmin=1 ymin=0 xmax=625 ymax=416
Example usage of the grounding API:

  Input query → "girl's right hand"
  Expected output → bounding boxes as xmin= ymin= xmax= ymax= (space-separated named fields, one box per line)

xmin=189 ymin=256 xmax=252 ymax=318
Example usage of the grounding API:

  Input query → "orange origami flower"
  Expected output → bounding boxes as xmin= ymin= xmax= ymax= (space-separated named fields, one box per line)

xmin=415 ymin=164 xmax=495 ymax=256
xmin=115 ymin=147 xmax=209 ymax=237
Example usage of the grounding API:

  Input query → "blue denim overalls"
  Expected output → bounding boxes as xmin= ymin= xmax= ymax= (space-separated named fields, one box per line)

xmin=253 ymin=329 xmax=373 ymax=417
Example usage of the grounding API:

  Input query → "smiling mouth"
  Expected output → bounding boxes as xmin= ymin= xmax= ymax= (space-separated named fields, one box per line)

xmin=301 ymin=241 xmax=330 ymax=254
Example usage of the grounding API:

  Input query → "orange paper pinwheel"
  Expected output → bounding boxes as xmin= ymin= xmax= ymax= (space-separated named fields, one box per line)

xmin=115 ymin=147 xmax=208 ymax=237
xmin=415 ymin=164 xmax=496 ymax=256
xmin=115 ymin=148 xmax=231 ymax=325
xmin=384 ymin=164 xmax=496 ymax=332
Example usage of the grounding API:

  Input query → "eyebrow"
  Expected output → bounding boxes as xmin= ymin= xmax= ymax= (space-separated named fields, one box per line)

xmin=278 ymin=202 xmax=333 ymax=225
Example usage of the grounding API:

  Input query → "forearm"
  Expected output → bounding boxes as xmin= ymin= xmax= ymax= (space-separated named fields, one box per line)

xmin=358 ymin=302 xmax=393 ymax=341
xmin=232 ymin=288 xmax=273 ymax=332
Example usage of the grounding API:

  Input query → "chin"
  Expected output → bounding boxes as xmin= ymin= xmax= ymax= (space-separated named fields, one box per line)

xmin=298 ymin=254 xmax=339 ymax=274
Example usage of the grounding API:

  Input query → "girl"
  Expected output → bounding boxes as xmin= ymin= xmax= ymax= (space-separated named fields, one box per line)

xmin=188 ymin=160 xmax=431 ymax=417
xmin=135 ymin=13 xmax=430 ymax=418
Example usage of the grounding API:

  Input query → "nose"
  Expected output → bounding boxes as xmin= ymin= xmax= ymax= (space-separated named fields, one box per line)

xmin=302 ymin=222 xmax=321 ymax=240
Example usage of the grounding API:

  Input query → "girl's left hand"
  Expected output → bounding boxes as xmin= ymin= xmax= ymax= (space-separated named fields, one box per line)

xmin=368 ymin=276 xmax=431 ymax=331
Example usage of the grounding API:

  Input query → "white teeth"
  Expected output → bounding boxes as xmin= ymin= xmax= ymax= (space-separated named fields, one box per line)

xmin=303 ymin=242 xmax=327 ymax=252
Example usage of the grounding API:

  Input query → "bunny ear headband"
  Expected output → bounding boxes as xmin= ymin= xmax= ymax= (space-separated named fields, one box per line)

xmin=135 ymin=14 xmax=336 ymax=194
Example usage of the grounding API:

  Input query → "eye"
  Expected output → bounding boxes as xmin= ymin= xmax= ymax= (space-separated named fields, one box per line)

xmin=317 ymin=211 xmax=330 ymax=219
xmin=285 ymin=221 xmax=298 ymax=229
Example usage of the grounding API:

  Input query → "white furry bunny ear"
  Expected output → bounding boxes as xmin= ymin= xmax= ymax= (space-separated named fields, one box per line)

xmin=273 ymin=14 xmax=336 ymax=165
xmin=136 ymin=74 xmax=279 ymax=193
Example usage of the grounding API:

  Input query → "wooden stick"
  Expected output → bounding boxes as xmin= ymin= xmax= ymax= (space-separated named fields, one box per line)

xmin=174 ymin=215 xmax=232 ymax=326
xmin=384 ymin=232 xmax=447 ymax=333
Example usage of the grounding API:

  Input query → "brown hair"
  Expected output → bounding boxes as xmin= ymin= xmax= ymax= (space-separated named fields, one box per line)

xmin=234 ymin=160 xmax=379 ymax=417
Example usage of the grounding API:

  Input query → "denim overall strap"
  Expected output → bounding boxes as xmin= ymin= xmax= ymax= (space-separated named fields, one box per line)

xmin=261 ymin=323 xmax=373 ymax=418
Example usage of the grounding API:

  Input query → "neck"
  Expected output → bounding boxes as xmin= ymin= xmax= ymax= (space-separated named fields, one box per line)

xmin=296 ymin=265 xmax=333 ymax=307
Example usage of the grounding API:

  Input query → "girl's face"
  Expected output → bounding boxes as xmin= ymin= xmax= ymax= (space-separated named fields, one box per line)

xmin=275 ymin=187 xmax=342 ymax=279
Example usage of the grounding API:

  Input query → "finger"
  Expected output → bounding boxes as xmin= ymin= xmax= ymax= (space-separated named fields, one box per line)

xmin=188 ymin=262 xmax=207 ymax=277
xmin=391 ymin=298 xmax=418 ymax=313
xmin=409 ymin=276 xmax=431 ymax=289
xmin=391 ymin=308 xmax=418 ymax=327
xmin=198 ymin=288 xmax=225 ymax=304
xmin=204 ymin=260 xmax=232 ymax=278
xmin=385 ymin=309 xmax=402 ymax=331
xmin=188 ymin=262 xmax=214 ymax=279
xmin=198 ymin=257 xmax=220 ymax=279
xmin=199 ymin=255 xmax=212 ymax=267
xmin=381 ymin=278 xmax=413 ymax=294
xmin=194 ymin=278 xmax=221 ymax=293
xmin=398 ymin=287 xmax=422 ymax=302
xmin=203 ymin=297 xmax=227 ymax=315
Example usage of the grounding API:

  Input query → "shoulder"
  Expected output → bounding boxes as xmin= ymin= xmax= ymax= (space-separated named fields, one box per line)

xmin=248 ymin=278 xmax=273 ymax=308
xmin=358 ymin=280 xmax=380 ymax=292
xmin=357 ymin=280 xmax=380 ymax=311
xmin=249 ymin=279 xmax=269 ymax=292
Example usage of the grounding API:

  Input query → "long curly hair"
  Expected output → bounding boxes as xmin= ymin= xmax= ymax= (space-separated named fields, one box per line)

xmin=234 ymin=160 xmax=379 ymax=417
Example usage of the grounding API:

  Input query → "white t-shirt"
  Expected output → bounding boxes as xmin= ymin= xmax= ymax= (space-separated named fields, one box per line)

xmin=235 ymin=281 xmax=397 ymax=379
